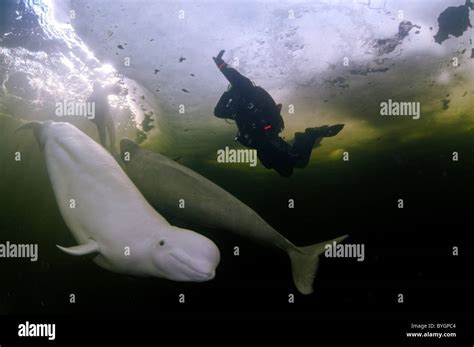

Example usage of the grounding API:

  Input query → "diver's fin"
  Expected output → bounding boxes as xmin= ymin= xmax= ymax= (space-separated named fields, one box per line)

xmin=56 ymin=240 xmax=100 ymax=256
xmin=15 ymin=121 xmax=45 ymax=151
xmin=288 ymin=235 xmax=348 ymax=295
xmin=321 ymin=124 xmax=344 ymax=137
xmin=305 ymin=124 xmax=344 ymax=139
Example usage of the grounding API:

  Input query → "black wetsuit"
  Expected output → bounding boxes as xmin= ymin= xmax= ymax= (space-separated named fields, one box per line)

xmin=214 ymin=63 xmax=324 ymax=177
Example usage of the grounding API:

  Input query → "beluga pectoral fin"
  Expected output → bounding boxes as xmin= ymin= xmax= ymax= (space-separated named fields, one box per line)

xmin=57 ymin=240 xmax=100 ymax=256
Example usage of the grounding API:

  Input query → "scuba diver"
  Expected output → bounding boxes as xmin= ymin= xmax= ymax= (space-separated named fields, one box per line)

xmin=212 ymin=50 xmax=344 ymax=177
xmin=87 ymin=82 xmax=121 ymax=155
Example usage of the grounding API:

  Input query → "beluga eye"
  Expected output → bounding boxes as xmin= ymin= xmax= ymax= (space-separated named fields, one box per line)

xmin=159 ymin=240 xmax=165 ymax=247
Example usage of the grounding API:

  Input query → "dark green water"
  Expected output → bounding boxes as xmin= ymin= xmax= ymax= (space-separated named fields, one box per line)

xmin=1 ymin=111 xmax=473 ymax=315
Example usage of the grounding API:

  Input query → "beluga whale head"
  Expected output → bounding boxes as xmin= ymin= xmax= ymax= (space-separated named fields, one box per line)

xmin=150 ymin=226 xmax=221 ymax=282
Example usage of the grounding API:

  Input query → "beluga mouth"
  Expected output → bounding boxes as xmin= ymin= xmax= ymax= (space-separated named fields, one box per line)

xmin=170 ymin=252 xmax=215 ymax=280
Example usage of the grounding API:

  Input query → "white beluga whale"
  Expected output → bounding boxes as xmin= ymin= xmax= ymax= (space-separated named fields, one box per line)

xmin=120 ymin=139 xmax=348 ymax=295
xmin=17 ymin=121 xmax=220 ymax=282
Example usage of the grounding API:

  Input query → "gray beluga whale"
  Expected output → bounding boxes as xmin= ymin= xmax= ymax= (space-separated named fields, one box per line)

xmin=17 ymin=121 xmax=220 ymax=282
xmin=120 ymin=139 xmax=348 ymax=295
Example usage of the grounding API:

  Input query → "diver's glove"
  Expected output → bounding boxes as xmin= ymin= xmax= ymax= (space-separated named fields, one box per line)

xmin=213 ymin=50 xmax=227 ymax=70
